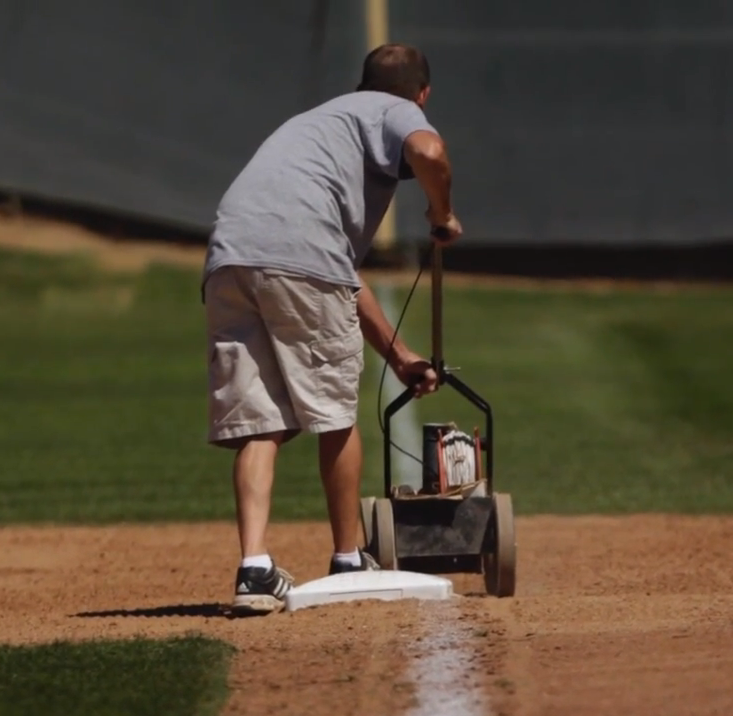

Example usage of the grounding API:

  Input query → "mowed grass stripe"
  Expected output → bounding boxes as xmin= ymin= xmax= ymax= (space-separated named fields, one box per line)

xmin=0 ymin=252 xmax=383 ymax=523
xmin=0 ymin=247 xmax=731 ymax=523
xmin=0 ymin=636 xmax=233 ymax=716
xmin=399 ymin=285 xmax=733 ymax=513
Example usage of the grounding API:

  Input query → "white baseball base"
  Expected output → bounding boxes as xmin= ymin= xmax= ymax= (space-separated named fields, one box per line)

xmin=284 ymin=570 xmax=454 ymax=612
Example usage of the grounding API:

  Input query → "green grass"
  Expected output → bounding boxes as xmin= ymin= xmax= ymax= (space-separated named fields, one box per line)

xmin=401 ymin=283 xmax=733 ymax=513
xmin=0 ymin=635 xmax=233 ymax=716
xmin=0 ymin=246 xmax=731 ymax=521
xmin=0 ymin=249 xmax=383 ymax=523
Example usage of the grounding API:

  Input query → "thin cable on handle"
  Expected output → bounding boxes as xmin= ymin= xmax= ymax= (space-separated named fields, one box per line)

xmin=376 ymin=231 xmax=452 ymax=467
xmin=376 ymin=246 xmax=432 ymax=466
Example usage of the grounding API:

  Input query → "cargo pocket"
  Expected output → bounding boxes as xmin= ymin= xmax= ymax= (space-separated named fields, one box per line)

xmin=208 ymin=341 xmax=243 ymax=400
xmin=310 ymin=329 xmax=363 ymax=364
xmin=309 ymin=327 xmax=364 ymax=406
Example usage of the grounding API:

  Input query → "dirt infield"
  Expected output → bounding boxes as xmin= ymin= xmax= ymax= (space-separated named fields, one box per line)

xmin=1 ymin=516 xmax=731 ymax=715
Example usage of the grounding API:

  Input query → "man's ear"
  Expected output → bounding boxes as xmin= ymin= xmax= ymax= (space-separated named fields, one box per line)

xmin=416 ymin=85 xmax=431 ymax=108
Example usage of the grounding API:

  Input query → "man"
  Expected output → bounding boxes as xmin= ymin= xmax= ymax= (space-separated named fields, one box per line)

xmin=202 ymin=43 xmax=462 ymax=615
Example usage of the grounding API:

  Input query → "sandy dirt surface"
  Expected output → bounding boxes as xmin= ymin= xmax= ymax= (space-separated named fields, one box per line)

xmin=1 ymin=516 xmax=732 ymax=715
xmin=0 ymin=214 xmax=206 ymax=272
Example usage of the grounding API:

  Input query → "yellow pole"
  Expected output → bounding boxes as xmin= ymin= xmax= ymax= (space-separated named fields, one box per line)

xmin=364 ymin=0 xmax=395 ymax=251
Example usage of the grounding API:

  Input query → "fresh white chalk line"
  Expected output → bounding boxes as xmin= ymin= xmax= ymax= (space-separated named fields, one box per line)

xmin=407 ymin=602 xmax=490 ymax=716
xmin=374 ymin=283 xmax=423 ymax=490
xmin=374 ymin=283 xmax=489 ymax=716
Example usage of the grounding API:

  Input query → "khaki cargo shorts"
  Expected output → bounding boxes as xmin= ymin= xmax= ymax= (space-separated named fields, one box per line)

xmin=203 ymin=265 xmax=364 ymax=446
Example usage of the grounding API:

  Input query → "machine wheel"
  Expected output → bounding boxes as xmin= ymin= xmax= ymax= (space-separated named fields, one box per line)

xmin=483 ymin=492 xmax=517 ymax=597
xmin=372 ymin=498 xmax=397 ymax=570
xmin=360 ymin=496 xmax=376 ymax=552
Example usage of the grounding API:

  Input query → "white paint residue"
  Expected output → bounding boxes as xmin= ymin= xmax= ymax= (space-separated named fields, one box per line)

xmin=374 ymin=284 xmax=423 ymax=490
xmin=374 ymin=284 xmax=488 ymax=715
xmin=407 ymin=602 xmax=490 ymax=716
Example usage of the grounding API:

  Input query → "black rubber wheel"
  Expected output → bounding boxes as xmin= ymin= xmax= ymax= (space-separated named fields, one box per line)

xmin=483 ymin=492 xmax=517 ymax=597
xmin=360 ymin=496 xmax=376 ymax=552
xmin=372 ymin=498 xmax=397 ymax=570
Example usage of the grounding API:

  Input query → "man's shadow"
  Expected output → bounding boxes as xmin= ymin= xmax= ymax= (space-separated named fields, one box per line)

xmin=72 ymin=603 xmax=252 ymax=619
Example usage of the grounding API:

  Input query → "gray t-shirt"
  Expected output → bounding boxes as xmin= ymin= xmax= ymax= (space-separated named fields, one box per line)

xmin=202 ymin=91 xmax=438 ymax=290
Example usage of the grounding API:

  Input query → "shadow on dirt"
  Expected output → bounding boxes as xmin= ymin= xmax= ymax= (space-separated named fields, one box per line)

xmin=72 ymin=603 xmax=230 ymax=618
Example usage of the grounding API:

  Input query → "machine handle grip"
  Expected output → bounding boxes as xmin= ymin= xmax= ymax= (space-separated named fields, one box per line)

xmin=430 ymin=225 xmax=452 ymax=242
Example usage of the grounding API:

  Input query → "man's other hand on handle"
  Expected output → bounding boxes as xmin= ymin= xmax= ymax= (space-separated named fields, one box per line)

xmin=390 ymin=350 xmax=438 ymax=398
xmin=427 ymin=209 xmax=463 ymax=245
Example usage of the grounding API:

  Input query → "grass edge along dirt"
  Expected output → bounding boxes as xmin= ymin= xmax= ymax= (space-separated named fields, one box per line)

xmin=0 ymin=246 xmax=732 ymax=523
xmin=0 ymin=634 xmax=234 ymax=716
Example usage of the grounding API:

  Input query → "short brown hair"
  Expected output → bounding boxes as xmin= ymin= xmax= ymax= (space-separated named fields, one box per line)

xmin=356 ymin=43 xmax=430 ymax=100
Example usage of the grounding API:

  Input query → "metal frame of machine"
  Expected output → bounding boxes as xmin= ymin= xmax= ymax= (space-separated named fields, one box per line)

xmin=361 ymin=238 xmax=517 ymax=598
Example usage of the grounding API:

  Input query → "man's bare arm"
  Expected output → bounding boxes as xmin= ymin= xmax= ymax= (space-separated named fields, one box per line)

xmin=356 ymin=274 xmax=408 ymax=366
xmin=356 ymin=272 xmax=438 ymax=395
xmin=403 ymin=130 xmax=454 ymax=224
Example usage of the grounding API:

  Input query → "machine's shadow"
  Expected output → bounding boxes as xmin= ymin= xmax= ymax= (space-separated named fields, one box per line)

xmin=72 ymin=594 xmax=491 ymax=620
xmin=72 ymin=603 xmax=248 ymax=619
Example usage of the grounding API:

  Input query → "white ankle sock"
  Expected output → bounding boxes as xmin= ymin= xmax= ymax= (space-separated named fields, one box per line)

xmin=242 ymin=554 xmax=273 ymax=570
xmin=334 ymin=549 xmax=361 ymax=567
